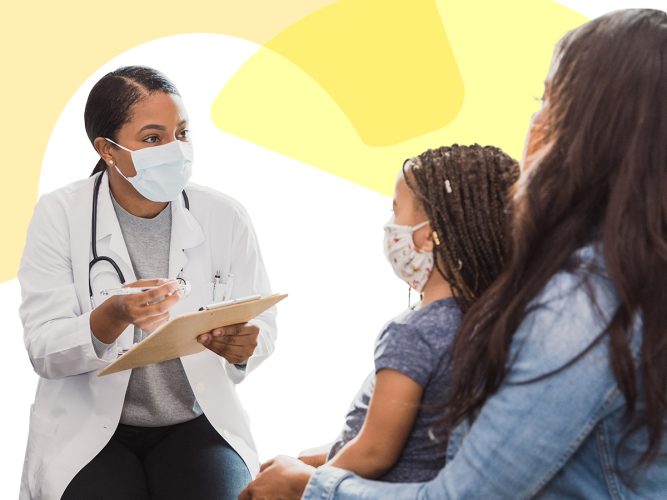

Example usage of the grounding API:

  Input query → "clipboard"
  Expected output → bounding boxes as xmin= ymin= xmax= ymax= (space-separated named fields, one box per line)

xmin=97 ymin=293 xmax=287 ymax=377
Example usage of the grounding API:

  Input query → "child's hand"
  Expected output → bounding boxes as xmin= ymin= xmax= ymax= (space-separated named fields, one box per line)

xmin=298 ymin=452 xmax=328 ymax=468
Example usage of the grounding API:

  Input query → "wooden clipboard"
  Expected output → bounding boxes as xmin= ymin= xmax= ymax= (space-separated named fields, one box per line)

xmin=98 ymin=293 xmax=287 ymax=377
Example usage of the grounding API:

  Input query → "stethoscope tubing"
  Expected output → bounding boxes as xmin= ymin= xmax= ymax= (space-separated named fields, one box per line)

xmin=88 ymin=170 xmax=189 ymax=298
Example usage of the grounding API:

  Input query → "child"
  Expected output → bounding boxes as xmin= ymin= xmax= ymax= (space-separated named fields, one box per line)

xmin=297 ymin=144 xmax=520 ymax=482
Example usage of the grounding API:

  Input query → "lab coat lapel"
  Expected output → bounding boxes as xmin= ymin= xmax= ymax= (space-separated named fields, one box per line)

xmin=169 ymin=190 xmax=205 ymax=279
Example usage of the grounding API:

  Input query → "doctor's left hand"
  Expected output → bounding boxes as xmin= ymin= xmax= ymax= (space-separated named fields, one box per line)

xmin=196 ymin=323 xmax=259 ymax=365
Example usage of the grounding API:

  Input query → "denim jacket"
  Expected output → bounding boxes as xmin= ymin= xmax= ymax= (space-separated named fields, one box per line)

xmin=304 ymin=246 xmax=666 ymax=499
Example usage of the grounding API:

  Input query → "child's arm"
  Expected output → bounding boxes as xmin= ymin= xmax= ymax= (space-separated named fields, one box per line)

xmin=298 ymin=442 xmax=335 ymax=467
xmin=327 ymin=368 xmax=423 ymax=479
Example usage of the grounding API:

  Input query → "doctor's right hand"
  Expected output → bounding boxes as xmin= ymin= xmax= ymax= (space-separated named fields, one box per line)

xmin=90 ymin=279 xmax=183 ymax=345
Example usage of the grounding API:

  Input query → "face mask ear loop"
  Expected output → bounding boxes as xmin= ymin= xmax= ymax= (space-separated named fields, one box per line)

xmin=104 ymin=137 xmax=133 ymax=152
xmin=113 ymin=164 xmax=133 ymax=182
xmin=411 ymin=220 xmax=431 ymax=254
xmin=105 ymin=138 xmax=136 ymax=181
xmin=407 ymin=286 xmax=423 ymax=310
xmin=412 ymin=220 xmax=430 ymax=232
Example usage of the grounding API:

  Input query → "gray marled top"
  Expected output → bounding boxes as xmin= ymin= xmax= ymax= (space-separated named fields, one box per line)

xmin=91 ymin=195 xmax=202 ymax=427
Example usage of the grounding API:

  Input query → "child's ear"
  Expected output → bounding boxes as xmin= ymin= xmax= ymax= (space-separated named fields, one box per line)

xmin=419 ymin=229 xmax=435 ymax=252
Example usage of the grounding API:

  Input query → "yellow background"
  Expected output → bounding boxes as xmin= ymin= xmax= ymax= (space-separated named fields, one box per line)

xmin=0 ymin=0 xmax=585 ymax=282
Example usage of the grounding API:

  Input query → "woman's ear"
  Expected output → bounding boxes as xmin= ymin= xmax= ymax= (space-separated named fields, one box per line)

xmin=93 ymin=137 xmax=114 ymax=166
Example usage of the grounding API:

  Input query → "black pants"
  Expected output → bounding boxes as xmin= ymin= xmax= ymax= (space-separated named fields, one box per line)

xmin=61 ymin=414 xmax=250 ymax=500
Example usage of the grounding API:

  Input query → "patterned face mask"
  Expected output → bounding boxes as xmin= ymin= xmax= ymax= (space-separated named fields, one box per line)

xmin=383 ymin=216 xmax=434 ymax=293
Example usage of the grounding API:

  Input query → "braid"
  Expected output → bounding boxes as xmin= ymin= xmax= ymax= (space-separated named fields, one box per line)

xmin=404 ymin=144 xmax=519 ymax=311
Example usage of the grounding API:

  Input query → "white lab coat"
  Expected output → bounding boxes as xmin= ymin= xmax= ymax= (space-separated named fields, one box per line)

xmin=17 ymin=172 xmax=276 ymax=500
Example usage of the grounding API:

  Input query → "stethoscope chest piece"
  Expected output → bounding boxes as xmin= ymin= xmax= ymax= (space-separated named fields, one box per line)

xmin=176 ymin=274 xmax=192 ymax=297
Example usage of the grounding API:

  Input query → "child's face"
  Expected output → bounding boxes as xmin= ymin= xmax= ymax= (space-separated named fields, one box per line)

xmin=391 ymin=171 xmax=434 ymax=253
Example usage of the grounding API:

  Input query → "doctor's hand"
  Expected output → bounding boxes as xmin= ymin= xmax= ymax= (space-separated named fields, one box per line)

xmin=238 ymin=455 xmax=315 ymax=500
xmin=91 ymin=279 xmax=182 ymax=344
xmin=115 ymin=279 xmax=183 ymax=332
xmin=197 ymin=323 xmax=259 ymax=365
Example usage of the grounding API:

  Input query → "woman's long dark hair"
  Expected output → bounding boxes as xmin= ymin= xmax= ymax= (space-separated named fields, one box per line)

xmin=444 ymin=8 xmax=667 ymax=469
xmin=84 ymin=66 xmax=180 ymax=176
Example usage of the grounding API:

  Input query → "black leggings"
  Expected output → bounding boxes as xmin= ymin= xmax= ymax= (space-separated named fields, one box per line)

xmin=61 ymin=414 xmax=250 ymax=500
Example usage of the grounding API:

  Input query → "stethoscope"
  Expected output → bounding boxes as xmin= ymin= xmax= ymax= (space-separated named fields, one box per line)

xmin=88 ymin=170 xmax=190 ymax=301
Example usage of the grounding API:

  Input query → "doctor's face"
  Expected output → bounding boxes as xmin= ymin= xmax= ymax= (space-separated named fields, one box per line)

xmin=107 ymin=92 xmax=190 ymax=178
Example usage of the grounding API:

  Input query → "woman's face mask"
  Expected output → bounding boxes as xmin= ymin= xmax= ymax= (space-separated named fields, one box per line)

xmin=105 ymin=137 xmax=193 ymax=202
xmin=383 ymin=216 xmax=434 ymax=292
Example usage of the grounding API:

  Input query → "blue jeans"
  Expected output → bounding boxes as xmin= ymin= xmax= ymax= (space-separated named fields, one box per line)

xmin=61 ymin=414 xmax=250 ymax=500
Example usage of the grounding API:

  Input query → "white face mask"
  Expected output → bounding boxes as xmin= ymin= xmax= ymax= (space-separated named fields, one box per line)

xmin=105 ymin=138 xmax=193 ymax=202
xmin=383 ymin=216 xmax=434 ymax=293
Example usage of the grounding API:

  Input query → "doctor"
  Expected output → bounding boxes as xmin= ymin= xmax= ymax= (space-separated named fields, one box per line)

xmin=18 ymin=66 xmax=277 ymax=500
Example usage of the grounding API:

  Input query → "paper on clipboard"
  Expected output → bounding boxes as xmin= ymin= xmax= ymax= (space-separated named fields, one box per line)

xmin=97 ymin=293 xmax=287 ymax=377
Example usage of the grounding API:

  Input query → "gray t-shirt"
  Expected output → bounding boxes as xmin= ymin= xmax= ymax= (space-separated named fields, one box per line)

xmin=92 ymin=195 xmax=202 ymax=427
xmin=328 ymin=297 xmax=462 ymax=482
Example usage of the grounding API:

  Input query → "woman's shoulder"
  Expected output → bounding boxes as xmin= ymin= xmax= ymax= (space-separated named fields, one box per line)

xmin=35 ymin=176 xmax=96 ymax=212
xmin=533 ymin=242 xmax=614 ymax=312
xmin=509 ymin=243 xmax=623 ymax=380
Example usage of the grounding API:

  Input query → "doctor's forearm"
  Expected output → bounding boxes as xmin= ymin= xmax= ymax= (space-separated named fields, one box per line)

xmin=90 ymin=299 xmax=130 ymax=344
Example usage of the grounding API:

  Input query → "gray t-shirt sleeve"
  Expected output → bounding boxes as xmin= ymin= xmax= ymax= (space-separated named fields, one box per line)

xmin=374 ymin=322 xmax=436 ymax=387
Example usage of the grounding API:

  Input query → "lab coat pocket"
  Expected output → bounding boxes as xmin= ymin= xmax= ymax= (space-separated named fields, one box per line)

xmin=25 ymin=405 xmax=59 ymax=493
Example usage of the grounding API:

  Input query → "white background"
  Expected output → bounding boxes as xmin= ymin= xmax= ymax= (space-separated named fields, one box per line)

xmin=1 ymin=1 xmax=665 ymax=497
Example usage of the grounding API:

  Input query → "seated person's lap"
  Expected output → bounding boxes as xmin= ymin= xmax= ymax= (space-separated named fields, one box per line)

xmin=62 ymin=414 xmax=250 ymax=500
